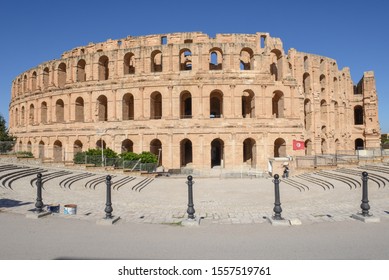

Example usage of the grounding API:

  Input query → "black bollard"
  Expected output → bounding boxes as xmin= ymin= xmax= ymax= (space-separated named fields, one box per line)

xmin=35 ymin=173 xmax=44 ymax=213
xmin=360 ymin=171 xmax=371 ymax=217
xmin=186 ymin=175 xmax=195 ymax=220
xmin=104 ymin=175 xmax=113 ymax=219
xmin=273 ymin=174 xmax=283 ymax=220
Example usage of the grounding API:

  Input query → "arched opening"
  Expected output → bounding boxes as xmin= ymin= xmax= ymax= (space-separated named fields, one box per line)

xmin=123 ymin=52 xmax=135 ymax=74
xmin=150 ymin=91 xmax=162 ymax=119
xmin=354 ymin=105 xmax=364 ymax=125
xmin=240 ymin=48 xmax=254 ymax=70
xmin=151 ymin=50 xmax=162 ymax=72
xmin=274 ymin=138 xmax=286 ymax=157
xmin=180 ymin=91 xmax=192 ymax=118
xmin=333 ymin=77 xmax=338 ymax=94
xmin=27 ymin=141 xmax=32 ymax=153
xmin=31 ymin=72 xmax=37 ymax=91
xmin=180 ymin=49 xmax=192 ymax=71
xmin=98 ymin=56 xmax=109 ymax=80
xmin=305 ymin=139 xmax=312 ymax=156
xmin=320 ymin=100 xmax=327 ymax=123
xmin=122 ymin=93 xmax=134 ymax=120
xmin=150 ymin=139 xmax=162 ymax=166
xmin=211 ymin=138 xmax=224 ymax=168
xmin=303 ymin=73 xmax=310 ymax=95
xmin=97 ymin=95 xmax=108 ymax=121
xmin=180 ymin=139 xmax=193 ymax=167
xmin=243 ymin=138 xmax=256 ymax=167
xmin=39 ymin=141 xmax=45 ymax=159
xmin=58 ymin=63 xmax=67 ymax=88
xmin=55 ymin=99 xmax=65 ymax=123
xmin=77 ymin=59 xmax=86 ymax=82
xmin=209 ymin=48 xmax=222 ymax=70
xmin=333 ymin=101 xmax=339 ymax=130
xmin=20 ymin=106 xmax=25 ymax=126
xmin=53 ymin=140 xmax=63 ymax=162
xmin=304 ymin=99 xmax=312 ymax=130
xmin=96 ymin=139 xmax=106 ymax=150
xmin=41 ymin=102 xmax=47 ymax=124
xmin=210 ymin=90 xmax=223 ymax=118
xmin=15 ymin=108 xmax=19 ymax=126
xmin=270 ymin=49 xmax=282 ymax=81
xmin=74 ymin=140 xmax=83 ymax=155
xmin=121 ymin=139 xmax=133 ymax=153
xmin=304 ymin=56 xmax=309 ymax=70
xmin=355 ymin=138 xmax=364 ymax=150
xmin=29 ymin=104 xmax=35 ymax=125
xmin=335 ymin=138 xmax=340 ymax=154
xmin=23 ymin=75 xmax=28 ymax=93
xmin=272 ymin=91 xmax=284 ymax=118
xmin=43 ymin=67 xmax=49 ymax=88
xmin=320 ymin=74 xmax=326 ymax=97
xmin=321 ymin=138 xmax=327 ymax=154
xmin=75 ymin=97 xmax=84 ymax=122
xmin=242 ymin=90 xmax=255 ymax=118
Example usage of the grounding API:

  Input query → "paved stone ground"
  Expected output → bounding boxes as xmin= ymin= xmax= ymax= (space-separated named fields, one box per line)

xmin=0 ymin=163 xmax=388 ymax=226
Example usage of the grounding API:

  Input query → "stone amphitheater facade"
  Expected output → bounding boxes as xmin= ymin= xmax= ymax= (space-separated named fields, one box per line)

xmin=8 ymin=32 xmax=381 ymax=173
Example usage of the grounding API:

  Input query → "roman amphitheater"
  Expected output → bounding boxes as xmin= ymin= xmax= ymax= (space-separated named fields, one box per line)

xmin=8 ymin=32 xmax=381 ymax=174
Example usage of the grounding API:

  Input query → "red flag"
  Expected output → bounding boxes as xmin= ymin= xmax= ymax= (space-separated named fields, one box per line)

xmin=293 ymin=140 xmax=305 ymax=150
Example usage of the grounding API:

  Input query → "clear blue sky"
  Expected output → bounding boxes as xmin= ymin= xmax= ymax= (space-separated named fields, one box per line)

xmin=1 ymin=0 xmax=388 ymax=132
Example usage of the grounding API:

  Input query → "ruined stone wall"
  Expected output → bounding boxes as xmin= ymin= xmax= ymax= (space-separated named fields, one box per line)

xmin=8 ymin=32 xmax=381 ymax=172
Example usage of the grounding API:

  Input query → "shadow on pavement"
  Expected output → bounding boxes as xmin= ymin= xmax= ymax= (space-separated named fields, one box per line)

xmin=0 ymin=198 xmax=32 ymax=208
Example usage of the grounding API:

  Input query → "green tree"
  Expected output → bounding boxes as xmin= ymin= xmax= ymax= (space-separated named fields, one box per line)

xmin=0 ymin=114 xmax=16 ymax=153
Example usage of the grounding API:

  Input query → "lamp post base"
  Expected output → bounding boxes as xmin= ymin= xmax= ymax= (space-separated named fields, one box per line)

xmin=351 ymin=213 xmax=380 ymax=223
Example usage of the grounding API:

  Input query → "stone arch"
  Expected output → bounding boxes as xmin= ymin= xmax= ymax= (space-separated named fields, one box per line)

xmin=150 ymin=91 xmax=162 ymax=119
xmin=272 ymin=91 xmax=284 ymax=118
xmin=180 ymin=138 xmax=193 ymax=167
xmin=270 ymin=49 xmax=282 ymax=81
xmin=320 ymin=74 xmax=326 ymax=96
xmin=77 ymin=59 xmax=86 ymax=82
xmin=98 ymin=55 xmax=109 ymax=80
xmin=304 ymin=99 xmax=312 ymax=130
xmin=209 ymin=48 xmax=223 ymax=70
xmin=43 ymin=67 xmax=49 ymax=88
xmin=31 ymin=71 xmax=37 ymax=91
xmin=74 ymin=140 xmax=83 ymax=155
xmin=355 ymin=138 xmax=364 ymax=150
xmin=39 ymin=141 xmax=45 ymax=159
xmin=55 ymin=99 xmax=65 ymax=123
xmin=123 ymin=52 xmax=135 ymax=74
xmin=321 ymin=138 xmax=327 ymax=154
xmin=354 ymin=105 xmax=364 ymax=125
xmin=58 ymin=62 xmax=67 ymax=88
xmin=20 ymin=106 xmax=25 ymax=126
xmin=320 ymin=99 xmax=327 ymax=123
xmin=243 ymin=138 xmax=256 ymax=167
xmin=335 ymin=138 xmax=340 ymax=153
xmin=41 ymin=102 xmax=47 ymax=124
xmin=303 ymin=72 xmax=310 ymax=94
xmin=242 ymin=90 xmax=255 ymax=118
xmin=180 ymin=91 xmax=192 ymax=118
xmin=96 ymin=139 xmax=107 ymax=149
xmin=211 ymin=138 xmax=224 ymax=168
xmin=122 ymin=93 xmax=134 ymax=120
xmin=27 ymin=141 xmax=32 ymax=153
xmin=274 ymin=138 xmax=286 ymax=157
xmin=305 ymin=139 xmax=312 ymax=156
xmin=210 ymin=90 xmax=223 ymax=118
xmin=29 ymin=104 xmax=35 ymax=125
xmin=180 ymin=49 xmax=192 ymax=71
xmin=151 ymin=50 xmax=162 ymax=72
xmin=150 ymin=139 xmax=162 ymax=166
xmin=53 ymin=140 xmax=63 ymax=162
xmin=240 ymin=48 xmax=254 ymax=70
xmin=121 ymin=139 xmax=133 ymax=153
xmin=97 ymin=95 xmax=108 ymax=121
xmin=15 ymin=108 xmax=19 ymax=126
xmin=23 ymin=74 xmax=28 ymax=93
xmin=75 ymin=97 xmax=85 ymax=122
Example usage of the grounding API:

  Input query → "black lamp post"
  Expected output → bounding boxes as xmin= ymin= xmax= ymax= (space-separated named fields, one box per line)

xmin=35 ymin=173 xmax=44 ymax=213
xmin=273 ymin=174 xmax=283 ymax=220
xmin=186 ymin=175 xmax=195 ymax=220
xmin=104 ymin=175 xmax=113 ymax=219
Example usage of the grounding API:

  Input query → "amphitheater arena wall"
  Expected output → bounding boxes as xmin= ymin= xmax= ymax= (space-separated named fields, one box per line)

xmin=8 ymin=32 xmax=381 ymax=171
